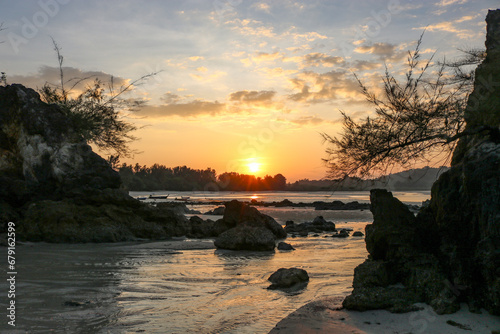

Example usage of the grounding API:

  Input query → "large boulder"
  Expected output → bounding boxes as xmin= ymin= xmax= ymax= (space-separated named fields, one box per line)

xmin=214 ymin=200 xmax=287 ymax=250
xmin=221 ymin=200 xmax=286 ymax=238
xmin=0 ymin=84 xmax=195 ymax=242
xmin=344 ymin=10 xmax=500 ymax=316
xmin=214 ymin=225 xmax=276 ymax=251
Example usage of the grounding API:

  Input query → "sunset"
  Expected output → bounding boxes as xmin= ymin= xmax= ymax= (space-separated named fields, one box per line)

xmin=1 ymin=1 xmax=499 ymax=333
xmin=2 ymin=0 xmax=497 ymax=181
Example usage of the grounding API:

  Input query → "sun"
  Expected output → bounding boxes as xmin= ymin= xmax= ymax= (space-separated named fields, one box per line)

xmin=247 ymin=162 xmax=261 ymax=174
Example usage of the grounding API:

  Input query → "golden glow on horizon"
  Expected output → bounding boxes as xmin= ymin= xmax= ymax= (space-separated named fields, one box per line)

xmin=247 ymin=162 xmax=261 ymax=174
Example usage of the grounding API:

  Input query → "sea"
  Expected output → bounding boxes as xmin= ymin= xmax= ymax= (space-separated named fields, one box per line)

xmin=5 ymin=191 xmax=430 ymax=334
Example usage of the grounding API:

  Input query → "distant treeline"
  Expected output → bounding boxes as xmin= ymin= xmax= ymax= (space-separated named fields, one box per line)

xmin=118 ymin=163 xmax=287 ymax=191
xmin=118 ymin=164 xmax=445 ymax=192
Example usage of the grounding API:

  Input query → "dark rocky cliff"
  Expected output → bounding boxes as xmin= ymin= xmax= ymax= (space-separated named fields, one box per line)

xmin=0 ymin=84 xmax=190 ymax=242
xmin=343 ymin=9 xmax=500 ymax=316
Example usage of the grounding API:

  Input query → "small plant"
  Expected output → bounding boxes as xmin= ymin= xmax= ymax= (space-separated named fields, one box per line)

xmin=39 ymin=39 xmax=159 ymax=159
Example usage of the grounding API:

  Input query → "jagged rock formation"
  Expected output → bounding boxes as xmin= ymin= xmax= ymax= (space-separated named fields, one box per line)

xmin=344 ymin=10 xmax=500 ymax=316
xmin=0 ymin=84 xmax=190 ymax=242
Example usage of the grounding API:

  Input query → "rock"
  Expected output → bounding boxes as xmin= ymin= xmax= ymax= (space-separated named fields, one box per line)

xmin=277 ymin=242 xmax=295 ymax=251
xmin=267 ymin=268 xmax=309 ymax=290
xmin=343 ymin=286 xmax=422 ymax=313
xmin=204 ymin=206 xmax=225 ymax=215
xmin=352 ymin=231 xmax=364 ymax=237
xmin=157 ymin=202 xmax=201 ymax=215
xmin=187 ymin=216 xmax=215 ymax=238
xmin=365 ymin=189 xmax=418 ymax=260
xmin=313 ymin=200 xmax=370 ymax=211
xmin=343 ymin=14 xmax=500 ymax=315
xmin=213 ymin=200 xmax=287 ymax=251
xmin=214 ymin=225 xmax=276 ymax=251
xmin=221 ymin=200 xmax=286 ymax=239
xmin=0 ymin=84 xmax=200 ymax=242
xmin=285 ymin=216 xmax=336 ymax=234
xmin=331 ymin=229 xmax=349 ymax=238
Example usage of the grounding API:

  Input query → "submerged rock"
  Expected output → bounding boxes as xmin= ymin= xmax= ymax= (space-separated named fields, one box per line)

xmin=267 ymin=268 xmax=309 ymax=290
xmin=277 ymin=241 xmax=295 ymax=251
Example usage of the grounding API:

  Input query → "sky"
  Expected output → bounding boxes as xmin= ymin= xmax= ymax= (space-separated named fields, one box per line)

xmin=1 ymin=0 xmax=497 ymax=182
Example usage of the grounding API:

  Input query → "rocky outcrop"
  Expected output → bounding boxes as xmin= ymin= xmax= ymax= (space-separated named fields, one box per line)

xmin=343 ymin=189 xmax=452 ymax=313
xmin=344 ymin=10 xmax=500 ymax=316
xmin=267 ymin=268 xmax=309 ymax=290
xmin=0 ymin=84 xmax=194 ymax=242
xmin=213 ymin=200 xmax=287 ymax=250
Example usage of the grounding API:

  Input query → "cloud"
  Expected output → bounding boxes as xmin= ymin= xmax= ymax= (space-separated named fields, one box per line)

xmin=227 ymin=90 xmax=288 ymax=113
xmin=354 ymin=42 xmax=407 ymax=62
xmin=291 ymin=31 xmax=328 ymax=42
xmin=253 ymin=2 xmax=271 ymax=13
xmin=8 ymin=66 xmax=130 ymax=96
xmin=350 ymin=60 xmax=382 ymax=71
xmin=189 ymin=56 xmax=204 ymax=61
xmin=253 ymin=51 xmax=283 ymax=62
xmin=160 ymin=92 xmax=182 ymax=104
xmin=241 ymin=51 xmax=284 ymax=66
xmin=354 ymin=42 xmax=396 ymax=57
xmin=137 ymin=90 xmax=285 ymax=118
xmin=301 ymin=53 xmax=344 ymax=68
xmin=189 ymin=70 xmax=226 ymax=82
xmin=290 ymin=115 xmax=327 ymax=126
xmin=229 ymin=90 xmax=276 ymax=105
xmin=227 ymin=19 xmax=276 ymax=38
xmin=136 ymin=100 xmax=227 ymax=118
xmin=435 ymin=0 xmax=467 ymax=6
xmin=414 ymin=20 xmax=477 ymax=39
xmin=288 ymin=70 xmax=360 ymax=104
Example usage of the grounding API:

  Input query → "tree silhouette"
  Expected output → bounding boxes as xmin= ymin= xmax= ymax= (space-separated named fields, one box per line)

xmin=322 ymin=34 xmax=494 ymax=180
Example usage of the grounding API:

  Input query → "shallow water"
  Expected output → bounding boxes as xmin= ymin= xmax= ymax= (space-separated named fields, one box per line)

xmin=2 ymin=191 xmax=429 ymax=333
xmin=4 ymin=222 xmax=371 ymax=333
xmin=130 ymin=190 xmax=431 ymax=206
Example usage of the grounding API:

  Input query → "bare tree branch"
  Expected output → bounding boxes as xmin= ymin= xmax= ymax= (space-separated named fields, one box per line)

xmin=322 ymin=34 xmax=489 ymax=180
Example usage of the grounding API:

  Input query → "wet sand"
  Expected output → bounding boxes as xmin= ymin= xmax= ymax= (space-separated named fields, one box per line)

xmin=269 ymin=298 xmax=500 ymax=334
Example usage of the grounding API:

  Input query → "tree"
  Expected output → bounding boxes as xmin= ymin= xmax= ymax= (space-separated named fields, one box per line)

xmin=38 ymin=39 xmax=159 ymax=158
xmin=322 ymin=34 xmax=493 ymax=180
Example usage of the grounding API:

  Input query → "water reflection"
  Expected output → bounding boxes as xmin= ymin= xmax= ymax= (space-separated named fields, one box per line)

xmin=8 ymin=224 xmax=369 ymax=333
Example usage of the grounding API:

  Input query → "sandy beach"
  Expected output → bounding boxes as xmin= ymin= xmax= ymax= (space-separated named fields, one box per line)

xmin=269 ymin=298 xmax=500 ymax=334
